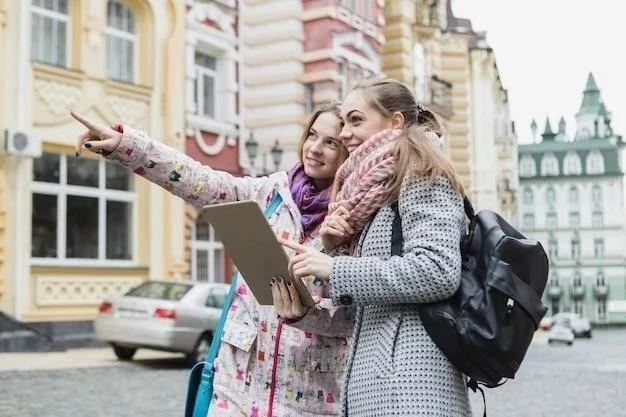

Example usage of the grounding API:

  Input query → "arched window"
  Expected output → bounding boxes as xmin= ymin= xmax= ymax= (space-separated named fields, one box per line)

xmin=563 ymin=151 xmax=582 ymax=175
xmin=540 ymin=153 xmax=559 ymax=176
xmin=586 ymin=150 xmax=605 ymax=174
xmin=106 ymin=0 xmax=137 ymax=83
xmin=191 ymin=212 xmax=225 ymax=283
xmin=519 ymin=155 xmax=536 ymax=177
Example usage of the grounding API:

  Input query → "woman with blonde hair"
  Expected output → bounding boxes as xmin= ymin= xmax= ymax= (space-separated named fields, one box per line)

xmin=273 ymin=78 xmax=472 ymax=416
xmin=71 ymin=101 xmax=354 ymax=417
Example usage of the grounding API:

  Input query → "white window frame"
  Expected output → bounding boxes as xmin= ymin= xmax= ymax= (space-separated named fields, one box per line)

xmin=185 ymin=25 xmax=239 ymax=133
xmin=591 ymin=184 xmax=602 ymax=210
xmin=194 ymin=51 xmax=218 ymax=119
xmin=546 ymin=187 xmax=556 ymax=205
xmin=569 ymin=212 xmax=580 ymax=228
xmin=337 ymin=59 xmax=348 ymax=100
xmin=540 ymin=153 xmax=559 ymax=176
xmin=519 ymin=155 xmax=536 ymax=177
xmin=522 ymin=187 xmax=533 ymax=205
xmin=568 ymin=186 xmax=579 ymax=205
xmin=105 ymin=0 xmax=138 ymax=83
xmin=30 ymin=154 xmax=136 ymax=267
xmin=190 ymin=220 xmax=225 ymax=283
xmin=522 ymin=213 xmax=535 ymax=229
xmin=592 ymin=211 xmax=603 ymax=227
xmin=594 ymin=238 xmax=605 ymax=258
xmin=563 ymin=151 xmax=582 ymax=175
xmin=31 ymin=0 xmax=71 ymax=67
xmin=586 ymin=150 xmax=605 ymax=174
xmin=546 ymin=212 xmax=557 ymax=229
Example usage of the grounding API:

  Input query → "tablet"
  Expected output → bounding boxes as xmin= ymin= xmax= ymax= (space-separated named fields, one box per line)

xmin=201 ymin=200 xmax=315 ymax=307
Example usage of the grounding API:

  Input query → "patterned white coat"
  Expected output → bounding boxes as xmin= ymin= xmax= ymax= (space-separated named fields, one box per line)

xmin=292 ymin=177 xmax=472 ymax=416
xmin=105 ymin=126 xmax=354 ymax=417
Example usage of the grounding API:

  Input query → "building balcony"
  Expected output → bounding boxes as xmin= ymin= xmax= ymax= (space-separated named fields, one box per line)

xmin=425 ymin=75 xmax=453 ymax=119
xmin=547 ymin=285 xmax=563 ymax=300
xmin=594 ymin=283 xmax=609 ymax=298
xmin=570 ymin=284 xmax=586 ymax=300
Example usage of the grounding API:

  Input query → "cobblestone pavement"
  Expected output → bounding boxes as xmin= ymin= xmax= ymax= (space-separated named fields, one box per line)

xmin=1 ymin=329 xmax=625 ymax=417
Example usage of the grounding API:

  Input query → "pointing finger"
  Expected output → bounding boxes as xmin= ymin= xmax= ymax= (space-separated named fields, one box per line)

xmin=279 ymin=238 xmax=309 ymax=254
xmin=70 ymin=111 xmax=106 ymax=133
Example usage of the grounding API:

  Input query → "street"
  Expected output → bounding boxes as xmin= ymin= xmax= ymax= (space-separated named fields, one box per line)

xmin=1 ymin=329 xmax=625 ymax=417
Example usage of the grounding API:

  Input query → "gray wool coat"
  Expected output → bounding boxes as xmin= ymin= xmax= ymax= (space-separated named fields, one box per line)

xmin=329 ymin=177 xmax=473 ymax=416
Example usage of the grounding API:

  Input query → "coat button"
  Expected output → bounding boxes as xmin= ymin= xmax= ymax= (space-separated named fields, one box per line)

xmin=339 ymin=295 xmax=353 ymax=305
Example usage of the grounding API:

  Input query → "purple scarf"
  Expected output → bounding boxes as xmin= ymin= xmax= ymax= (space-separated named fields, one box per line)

xmin=288 ymin=162 xmax=331 ymax=237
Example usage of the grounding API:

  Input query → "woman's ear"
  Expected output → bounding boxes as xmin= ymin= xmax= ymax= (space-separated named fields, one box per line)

xmin=391 ymin=111 xmax=405 ymax=129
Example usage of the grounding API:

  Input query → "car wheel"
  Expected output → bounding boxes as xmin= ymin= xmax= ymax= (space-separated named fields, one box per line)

xmin=112 ymin=344 xmax=137 ymax=361
xmin=185 ymin=333 xmax=213 ymax=366
xmin=567 ymin=341 xmax=573 ymax=346
xmin=548 ymin=339 xmax=553 ymax=344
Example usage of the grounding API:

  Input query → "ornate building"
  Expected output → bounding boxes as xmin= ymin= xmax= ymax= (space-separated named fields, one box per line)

xmin=468 ymin=31 xmax=518 ymax=223
xmin=518 ymin=73 xmax=626 ymax=325
xmin=183 ymin=0 xmax=243 ymax=284
xmin=382 ymin=0 xmax=517 ymax=221
xmin=0 ymin=0 xmax=186 ymax=346
xmin=243 ymin=0 xmax=385 ymax=169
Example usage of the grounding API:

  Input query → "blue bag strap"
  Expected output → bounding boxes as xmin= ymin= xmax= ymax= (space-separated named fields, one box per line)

xmin=189 ymin=192 xmax=284 ymax=417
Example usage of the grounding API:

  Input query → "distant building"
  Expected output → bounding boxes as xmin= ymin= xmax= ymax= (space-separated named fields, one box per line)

xmin=382 ymin=0 xmax=517 ymax=222
xmin=518 ymin=73 xmax=626 ymax=325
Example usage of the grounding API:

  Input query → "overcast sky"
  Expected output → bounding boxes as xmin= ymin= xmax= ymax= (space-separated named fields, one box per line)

xmin=451 ymin=0 xmax=626 ymax=143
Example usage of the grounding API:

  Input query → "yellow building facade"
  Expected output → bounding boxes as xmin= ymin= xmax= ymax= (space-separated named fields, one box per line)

xmin=383 ymin=0 xmax=473 ymax=191
xmin=0 ymin=0 xmax=187 ymax=333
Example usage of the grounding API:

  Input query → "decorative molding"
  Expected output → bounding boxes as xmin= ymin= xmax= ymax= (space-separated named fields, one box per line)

xmin=186 ymin=128 xmax=236 ymax=156
xmin=36 ymin=276 xmax=143 ymax=306
xmin=187 ymin=2 xmax=235 ymax=36
xmin=332 ymin=31 xmax=380 ymax=73
xmin=33 ymin=78 xmax=83 ymax=118
xmin=107 ymin=95 xmax=149 ymax=127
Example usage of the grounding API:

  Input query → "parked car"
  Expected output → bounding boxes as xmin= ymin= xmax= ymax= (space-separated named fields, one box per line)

xmin=547 ymin=323 xmax=575 ymax=346
xmin=94 ymin=280 xmax=229 ymax=365
xmin=542 ymin=312 xmax=592 ymax=338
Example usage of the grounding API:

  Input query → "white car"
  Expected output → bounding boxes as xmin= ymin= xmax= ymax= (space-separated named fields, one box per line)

xmin=551 ymin=313 xmax=592 ymax=338
xmin=94 ymin=280 xmax=229 ymax=365
xmin=547 ymin=324 xmax=575 ymax=346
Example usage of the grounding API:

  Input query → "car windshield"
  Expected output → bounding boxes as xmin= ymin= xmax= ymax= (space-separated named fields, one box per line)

xmin=126 ymin=281 xmax=193 ymax=301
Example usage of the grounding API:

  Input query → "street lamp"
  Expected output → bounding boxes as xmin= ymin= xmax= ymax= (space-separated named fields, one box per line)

xmin=244 ymin=131 xmax=259 ymax=168
xmin=244 ymin=131 xmax=284 ymax=176
xmin=270 ymin=139 xmax=284 ymax=172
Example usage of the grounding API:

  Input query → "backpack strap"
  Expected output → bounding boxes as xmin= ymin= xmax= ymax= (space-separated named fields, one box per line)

xmin=390 ymin=196 xmax=474 ymax=257
xmin=463 ymin=196 xmax=476 ymax=220
xmin=390 ymin=201 xmax=403 ymax=256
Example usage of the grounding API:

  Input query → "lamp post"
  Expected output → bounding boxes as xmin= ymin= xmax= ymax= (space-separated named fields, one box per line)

xmin=244 ymin=131 xmax=283 ymax=177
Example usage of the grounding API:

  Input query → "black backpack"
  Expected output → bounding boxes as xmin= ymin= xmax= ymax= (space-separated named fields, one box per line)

xmin=390 ymin=198 xmax=549 ymax=413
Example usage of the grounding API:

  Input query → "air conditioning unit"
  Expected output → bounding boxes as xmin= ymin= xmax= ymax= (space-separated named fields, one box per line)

xmin=4 ymin=129 xmax=42 ymax=158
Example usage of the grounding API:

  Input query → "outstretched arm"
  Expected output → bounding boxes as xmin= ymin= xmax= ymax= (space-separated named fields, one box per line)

xmin=71 ymin=112 xmax=269 ymax=208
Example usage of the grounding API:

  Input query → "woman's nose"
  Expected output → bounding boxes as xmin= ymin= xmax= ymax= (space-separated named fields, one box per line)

xmin=339 ymin=125 xmax=351 ymax=140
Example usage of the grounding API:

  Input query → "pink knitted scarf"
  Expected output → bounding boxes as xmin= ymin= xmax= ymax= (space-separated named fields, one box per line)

xmin=329 ymin=128 xmax=401 ymax=253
